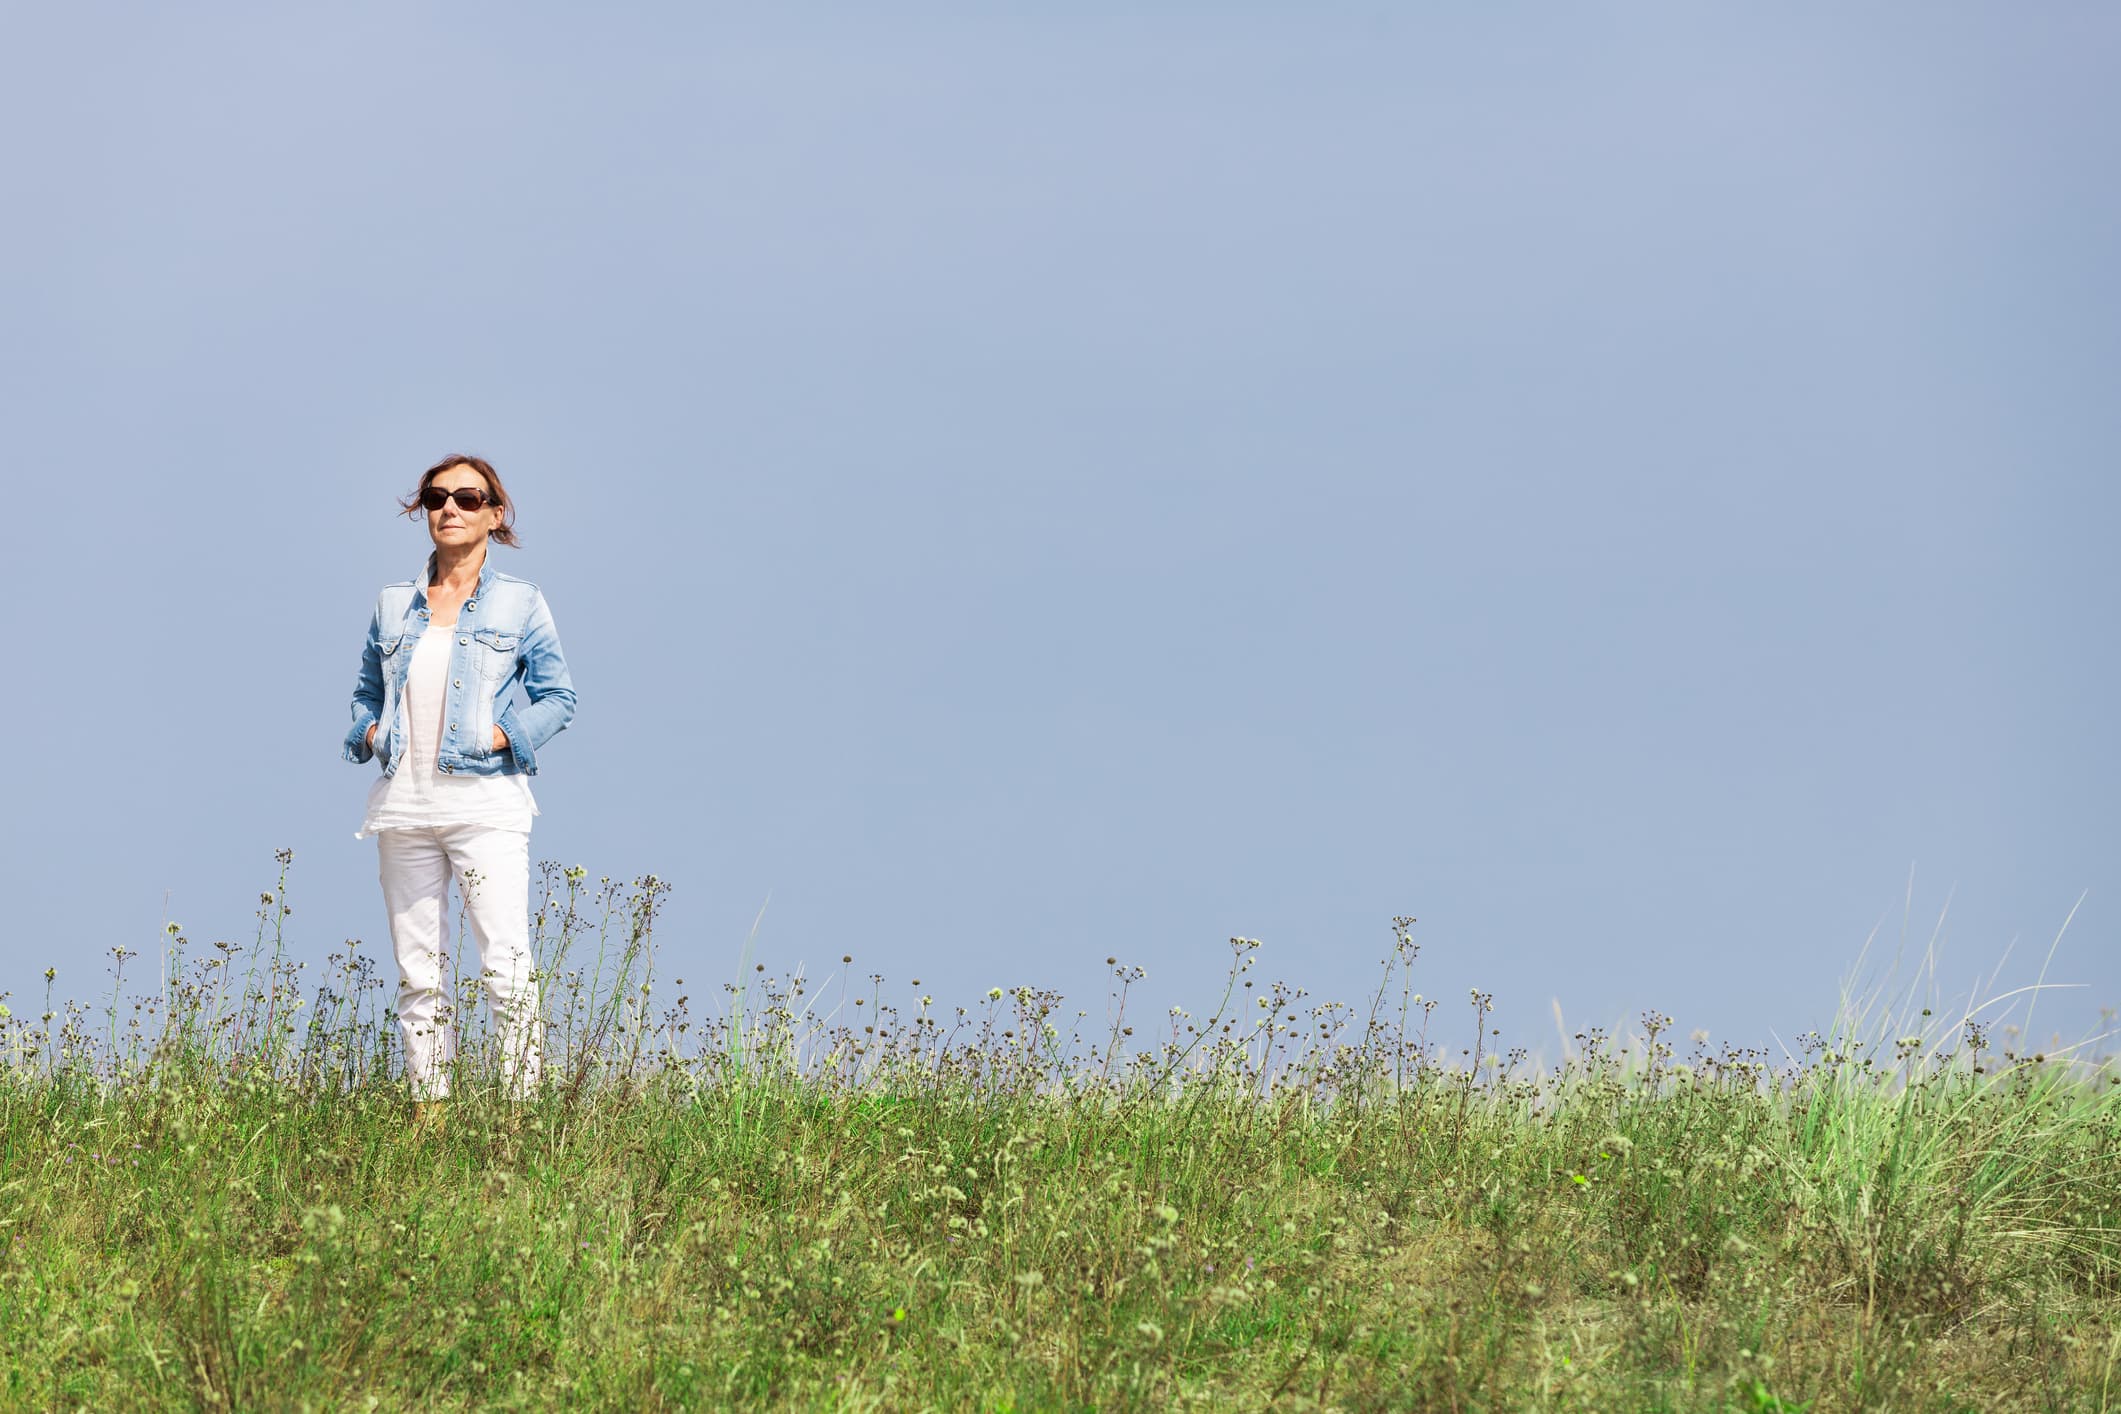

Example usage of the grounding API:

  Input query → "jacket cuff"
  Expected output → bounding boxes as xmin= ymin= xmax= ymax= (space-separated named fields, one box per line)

xmin=497 ymin=703 xmax=537 ymax=775
xmin=343 ymin=710 xmax=378 ymax=764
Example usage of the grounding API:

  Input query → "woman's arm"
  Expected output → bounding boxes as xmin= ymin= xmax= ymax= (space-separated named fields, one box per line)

xmin=493 ymin=589 xmax=576 ymax=774
xmin=342 ymin=607 xmax=385 ymax=764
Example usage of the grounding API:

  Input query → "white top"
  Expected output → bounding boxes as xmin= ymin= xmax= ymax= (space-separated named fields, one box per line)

xmin=356 ymin=621 xmax=538 ymax=839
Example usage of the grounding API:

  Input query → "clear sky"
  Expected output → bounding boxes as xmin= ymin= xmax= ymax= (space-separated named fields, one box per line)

xmin=3 ymin=4 xmax=2115 ymax=1058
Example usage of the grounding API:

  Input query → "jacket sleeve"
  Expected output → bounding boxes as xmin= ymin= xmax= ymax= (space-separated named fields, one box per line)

xmin=343 ymin=604 xmax=383 ymax=764
xmin=495 ymin=589 xmax=576 ymax=775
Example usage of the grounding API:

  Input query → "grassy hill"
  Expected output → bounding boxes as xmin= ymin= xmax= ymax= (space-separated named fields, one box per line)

xmin=1 ymin=864 xmax=2114 ymax=1410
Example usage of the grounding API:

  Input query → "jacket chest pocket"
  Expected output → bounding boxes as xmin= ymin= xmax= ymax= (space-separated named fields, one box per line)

xmin=470 ymin=627 xmax=521 ymax=683
xmin=378 ymin=634 xmax=407 ymax=684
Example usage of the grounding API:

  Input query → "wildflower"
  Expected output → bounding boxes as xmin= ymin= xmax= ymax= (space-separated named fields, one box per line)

xmin=987 ymin=987 xmax=1003 ymax=1000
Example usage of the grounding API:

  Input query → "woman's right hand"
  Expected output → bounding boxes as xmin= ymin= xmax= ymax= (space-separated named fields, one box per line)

xmin=366 ymin=723 xmax=378 ymax=750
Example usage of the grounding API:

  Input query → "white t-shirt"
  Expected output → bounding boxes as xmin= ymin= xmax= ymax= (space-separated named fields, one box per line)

xmin=356 ymin=621 xmax=538 ymax=839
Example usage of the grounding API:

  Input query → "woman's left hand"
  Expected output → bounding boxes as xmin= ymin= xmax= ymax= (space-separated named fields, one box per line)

xmin=490 ymin=725 xmax=509 ymax=754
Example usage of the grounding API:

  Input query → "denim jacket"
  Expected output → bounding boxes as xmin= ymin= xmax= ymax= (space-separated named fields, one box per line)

xmin=342 ymin=552 xmax=576 ymax=778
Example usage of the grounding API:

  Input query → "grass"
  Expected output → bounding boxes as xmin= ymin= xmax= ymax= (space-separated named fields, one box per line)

xmin=0 ymin=853 xmax=2117 ymax=1411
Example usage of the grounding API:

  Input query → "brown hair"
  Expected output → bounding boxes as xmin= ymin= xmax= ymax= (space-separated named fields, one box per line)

xmin=397 ymin=454 xmax=521 ymax=547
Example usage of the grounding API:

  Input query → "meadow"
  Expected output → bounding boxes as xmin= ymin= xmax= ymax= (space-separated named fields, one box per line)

xmin=1 ymin=852 xmax=2116 ymax=1411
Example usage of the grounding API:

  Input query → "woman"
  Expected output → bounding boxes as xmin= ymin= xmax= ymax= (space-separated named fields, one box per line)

xmin=343 ymin=455 xmax=577 ymax=1127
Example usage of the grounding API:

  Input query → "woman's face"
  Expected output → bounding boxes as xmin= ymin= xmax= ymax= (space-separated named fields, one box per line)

xmin=426 ymin=464 xmax=503 ymax=555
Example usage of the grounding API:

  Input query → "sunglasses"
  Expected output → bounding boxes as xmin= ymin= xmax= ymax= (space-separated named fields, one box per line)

xmin=421 ymin=486 xmax=496 ymax=512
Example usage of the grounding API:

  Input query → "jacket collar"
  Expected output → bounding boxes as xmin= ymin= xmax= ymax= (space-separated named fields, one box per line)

xmin=409 ymin=548 xmax=500 ymax=614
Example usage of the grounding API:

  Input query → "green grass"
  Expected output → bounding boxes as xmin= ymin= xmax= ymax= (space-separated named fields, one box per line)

xmin=0 ymin=860 xmax=2116 ymax=1410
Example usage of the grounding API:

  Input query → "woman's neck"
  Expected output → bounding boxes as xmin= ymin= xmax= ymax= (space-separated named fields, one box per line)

xmin=429 ymin=544 xmax=486 ymax=598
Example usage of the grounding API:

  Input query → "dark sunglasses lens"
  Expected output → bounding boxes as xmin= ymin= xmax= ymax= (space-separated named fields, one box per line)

xmin=422 ymin=488 xmax=486 ymax=511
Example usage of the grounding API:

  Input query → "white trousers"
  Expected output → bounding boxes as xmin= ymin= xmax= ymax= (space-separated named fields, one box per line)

xmin=376 ymin=823 xmax=542 ymax=1099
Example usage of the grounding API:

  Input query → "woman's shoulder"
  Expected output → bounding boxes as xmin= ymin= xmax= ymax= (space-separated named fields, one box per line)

xmin=482 ymin=572 xmax=553 ymax=631
xmin=374 ymin=577 xmax=420 ymax=610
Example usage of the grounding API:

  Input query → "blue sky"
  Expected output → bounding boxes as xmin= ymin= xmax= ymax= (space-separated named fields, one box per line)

xmin=2 ymin=4 xmax=2115 ymax=1057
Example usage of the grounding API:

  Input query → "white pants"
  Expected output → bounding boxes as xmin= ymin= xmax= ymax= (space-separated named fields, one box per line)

xmin=376 ymin=824 xmax=542 ymax=1099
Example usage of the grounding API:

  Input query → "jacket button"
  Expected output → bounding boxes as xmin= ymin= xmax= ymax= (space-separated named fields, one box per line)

xmin=449 ymin=723 xmax=458 ymax=732
xmin=453 ymin=679 xmax=462 ymax=687
xmin=459 ymin=636 xmax=469 ymax=645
